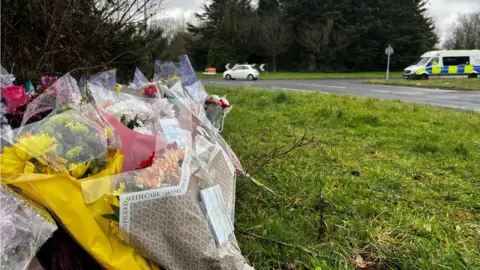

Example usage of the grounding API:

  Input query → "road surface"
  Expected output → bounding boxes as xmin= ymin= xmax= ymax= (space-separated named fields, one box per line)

xmin=201 ymin=79 xmax=480 ymax=112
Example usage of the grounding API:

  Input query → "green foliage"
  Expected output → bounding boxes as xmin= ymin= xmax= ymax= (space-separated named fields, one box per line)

xmin=189 ymin=0 xmax=438 ymax=72
xmin=273 ymin=92 xmax=292 ymax=104
xmin=208 ymin=86 xmax=480 ymax=269
xmin=207 ymin=37 xmax=239 ymax=71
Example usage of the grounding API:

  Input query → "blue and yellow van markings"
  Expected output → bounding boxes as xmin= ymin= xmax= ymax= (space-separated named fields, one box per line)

xmin=416 ymin=65 xmax=480 ymax=75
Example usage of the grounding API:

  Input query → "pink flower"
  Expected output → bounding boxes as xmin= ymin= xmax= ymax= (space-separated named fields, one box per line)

xmin=135 ymin=148 xmax=184 ymax=189
xmin=2 ymin=85 xmax=27 ymax=113
xmin=219 ymin=99 xmax=231 ymax=108
xmin=143 ymin=85 xmax=158 ymax=97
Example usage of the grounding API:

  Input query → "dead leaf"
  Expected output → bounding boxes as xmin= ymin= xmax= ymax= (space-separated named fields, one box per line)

xmin=354 ymin=254 xmax=366 ymax=268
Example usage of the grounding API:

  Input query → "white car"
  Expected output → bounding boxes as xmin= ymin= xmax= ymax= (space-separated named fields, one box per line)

xmin=223 ymin=65 xmax=259 ymax=80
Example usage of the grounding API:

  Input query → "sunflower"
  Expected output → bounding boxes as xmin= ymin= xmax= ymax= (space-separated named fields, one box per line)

xmin=1 ymin=134 xmax=57 ymax=174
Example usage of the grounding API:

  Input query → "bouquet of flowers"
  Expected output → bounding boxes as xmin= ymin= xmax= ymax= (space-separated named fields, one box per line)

xmin=0 ymin=184 xmax=57 ymax=270
xmin=80 ymin=58 xmax=251 ymax=269
xmin=1 ymin=74 xmax=156 ymax=270
xmin=204 ymin=94 xmax=232 ymax=132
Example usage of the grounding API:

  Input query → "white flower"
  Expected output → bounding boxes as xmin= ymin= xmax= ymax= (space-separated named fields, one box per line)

xmin=0 ymin=74 xmax=15 ymax=88
xmin=133 ymin=125 xmax=155 ymax=135
xmin=105 ymin=99 xmax=153 ymax=123
xmin=152 ymin=98 xmax=175 ymax=119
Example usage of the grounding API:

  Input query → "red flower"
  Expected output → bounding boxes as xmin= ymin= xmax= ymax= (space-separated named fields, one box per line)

xmin=136 ymin=152 xmax=155 ymax=169
xmin=2 ymin=85 xmax=27 ymax=113
xmin=143 ymin=85 xmax=158 ymax=97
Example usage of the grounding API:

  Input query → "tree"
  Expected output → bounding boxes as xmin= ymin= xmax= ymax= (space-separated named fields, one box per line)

xmin=258 ymin=0 xmax=279 ymax=15
xmin=207 ymin=36 xmax=239 ymax=70
xmin=1 ymin=0 xmax=168 ymax=81
xmin=299 ymin=19 xmax=334 ymax=71
xmin=260 ymin=14 xmax=292 ymax=72
xmin=443 ymin=9 xmax=480 ymax=50
xmin=187 ymin=0 xmax=255 ymax=69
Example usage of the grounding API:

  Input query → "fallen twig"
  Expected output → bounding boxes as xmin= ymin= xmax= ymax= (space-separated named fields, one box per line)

xmin=240 ymin=230 xmax=314 ymax=255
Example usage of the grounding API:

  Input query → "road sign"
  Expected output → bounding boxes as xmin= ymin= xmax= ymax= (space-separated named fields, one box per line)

xmin=259 ymin=64 xmax=266 ymax=72
xmin=385 ymin=45 xmax=394 ymax=56
xmin=225 ymin=63 xmax=231 ymax=70
xmin=385 ymin=45 xmax=394 ymax=80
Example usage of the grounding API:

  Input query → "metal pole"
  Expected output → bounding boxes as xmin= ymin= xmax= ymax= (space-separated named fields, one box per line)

xmin=386 ymin=45 xmax=391 ymax=80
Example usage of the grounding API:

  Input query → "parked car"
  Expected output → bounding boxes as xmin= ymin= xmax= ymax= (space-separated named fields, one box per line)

xmin=223 ymin=65 xmax=259 ymax=80
xmin=403 ymin=50 xmax=480 ymax=80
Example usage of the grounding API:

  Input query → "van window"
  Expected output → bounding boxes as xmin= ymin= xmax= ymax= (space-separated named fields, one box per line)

xmin=427 ymin=57 xmax=439 ymax=67
xmin=442 ymin=56 xmax=470 ymax=66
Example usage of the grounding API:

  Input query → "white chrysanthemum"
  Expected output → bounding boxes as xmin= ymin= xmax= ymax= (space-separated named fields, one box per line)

xmin=0 ymin=74 xmax=15 ymax=88
xmin=0 ymin=103 xmax=8 ymax=121
xmin=133 ymin=125 xmax=155 ymax=135
xmin=152 ymin=98 xmax=176 ymax=119
xmin=1 ymin=124 xmax=13 ymax=143
xmin=105 ymin=99 xmax=154 ymax=123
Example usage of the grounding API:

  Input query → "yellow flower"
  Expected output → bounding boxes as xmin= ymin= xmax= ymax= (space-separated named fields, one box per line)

xmin=68 ymin=161 xmax=91 ymax=179
xmin=1 ymin=134 xmax=57 ymax=174
xmin=104 ymin=127 xmax=113 ymax=139
xmin=16 ymin=134 xmax=57 ymax=159
xmin=116 ymin=85 xmax=121 ymax=92
xmin=112 ymin=182 xmax=126 ymax=196
xmin=65 ymin=146 xmax=83 ymax=159
xmin=110 ymin=221 xmax=119 ymax=236
xmin=172 ymin=75 xmax=178 ymax=79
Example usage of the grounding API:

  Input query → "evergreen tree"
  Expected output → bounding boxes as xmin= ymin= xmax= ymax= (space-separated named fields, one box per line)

xmin=258 ymin=0 xmax=279 ymax=15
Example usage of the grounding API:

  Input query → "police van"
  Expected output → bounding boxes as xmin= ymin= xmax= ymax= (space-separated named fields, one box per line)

xmin=403 ymin=50 xmax=480 ymax=80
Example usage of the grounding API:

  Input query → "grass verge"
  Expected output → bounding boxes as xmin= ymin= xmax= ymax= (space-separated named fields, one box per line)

xmin=196 ymin=71 xmax=402 ymax=80
xmin=364 ymin=79 xmax=480 ymax=91
xmin=210 ymin=86 xmax=480 ymax=269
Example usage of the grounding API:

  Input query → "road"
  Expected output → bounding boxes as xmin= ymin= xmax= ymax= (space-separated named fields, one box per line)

xmin=201 ymin=79 xmax=480 ymax=112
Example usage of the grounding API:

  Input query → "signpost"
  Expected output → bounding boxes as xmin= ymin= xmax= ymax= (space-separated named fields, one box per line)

xmin=385 ymin=45 xmax=394 ymax=80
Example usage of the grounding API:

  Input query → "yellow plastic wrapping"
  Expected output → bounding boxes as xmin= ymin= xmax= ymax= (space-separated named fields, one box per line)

xmin=1 ymin=151 xmax=157 ymax=270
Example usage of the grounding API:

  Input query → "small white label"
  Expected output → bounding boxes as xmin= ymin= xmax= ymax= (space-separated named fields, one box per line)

xmin=200 ymin=185 xmax=234 ymax=246
xmin=160 ymin=119 xmax=185 ymax=148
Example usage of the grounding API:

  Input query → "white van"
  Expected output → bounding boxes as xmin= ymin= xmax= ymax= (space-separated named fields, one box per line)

xmin=403 ymin=50 xmax=480 ymax=80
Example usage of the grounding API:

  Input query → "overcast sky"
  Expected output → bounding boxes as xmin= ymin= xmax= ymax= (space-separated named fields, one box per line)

xmin=160 ymin=0 xmax=479 ymax=40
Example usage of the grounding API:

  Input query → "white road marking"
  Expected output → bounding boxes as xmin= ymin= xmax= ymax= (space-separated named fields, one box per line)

xmin=370 ymin=90 xmax=391 ymax=93
xmin=271 ymin=87 xmax=312 ymax=92
xmin=394 ymin=92 xmax=423 ymax=95
xmin=295 ymin=83 xmax=346 ymax=89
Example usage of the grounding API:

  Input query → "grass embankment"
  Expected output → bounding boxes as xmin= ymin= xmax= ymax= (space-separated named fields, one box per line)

xmin=364 ymin=79 xmax=480 ymax=91
xmin=211 ymin=86 xmax=480 ymax=269
xmin=196 ymin=71 xmax=402 ymax=80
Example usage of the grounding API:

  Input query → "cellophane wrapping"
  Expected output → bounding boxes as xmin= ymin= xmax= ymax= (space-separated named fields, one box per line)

xmin=81 ymin=56 xmax=253 ymax=269
xmin=0 ymin=184 xmax=57 ymax=270
xmin=0 ymin=74 xmax=155 ymax=270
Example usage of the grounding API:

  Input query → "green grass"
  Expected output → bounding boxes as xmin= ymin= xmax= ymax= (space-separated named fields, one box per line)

xmin=196 ymin=71 xmax=402 ymax=80
xmin=364 ymin=79 xmax=480 ymax=91
xmin=210 ymin=86 xmax=480 ymax=269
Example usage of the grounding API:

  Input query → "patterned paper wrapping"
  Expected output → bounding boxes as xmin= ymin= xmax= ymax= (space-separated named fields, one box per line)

xmin=120 ymin=147 xmax=251 ymax=270
xmin=0 ymin=185 xmax=57 ymax=270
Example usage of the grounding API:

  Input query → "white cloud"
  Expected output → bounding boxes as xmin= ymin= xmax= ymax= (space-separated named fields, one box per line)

xmin=426 ymin=0 xmax=479 ymax=40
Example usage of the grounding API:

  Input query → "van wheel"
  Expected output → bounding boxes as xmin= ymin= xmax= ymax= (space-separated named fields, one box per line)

xmin=420 ymin=74 xmax=429 ymax=80
xmin=225 ymin=74 xmax=232 ymax=80
xmin=468 ymin=73 xmax=478 ymax=79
